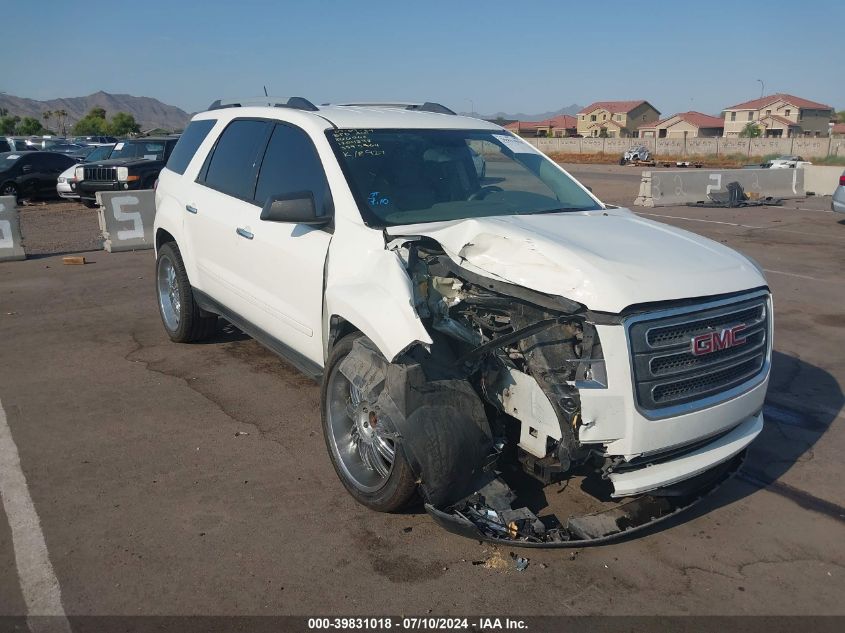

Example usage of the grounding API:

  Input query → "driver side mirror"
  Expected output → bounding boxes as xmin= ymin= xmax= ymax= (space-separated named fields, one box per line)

xmin=260 ymin=191 xmax=330 ymax=226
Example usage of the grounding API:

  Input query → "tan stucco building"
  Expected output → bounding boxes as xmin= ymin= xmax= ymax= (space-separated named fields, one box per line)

xmin=638 ymin=111 xmax=724 ymax=138
xmin=722 ymin=94 xmax=833 ymax=138
xmin=504 ymin=114 xmax=577 ymax=137
xmin=576 ymin=100 xmax=660 ymax=137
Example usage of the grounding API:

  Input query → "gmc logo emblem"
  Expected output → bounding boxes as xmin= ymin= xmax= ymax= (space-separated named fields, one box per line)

xmin=691 ymin=324 xmax=747 ymax=356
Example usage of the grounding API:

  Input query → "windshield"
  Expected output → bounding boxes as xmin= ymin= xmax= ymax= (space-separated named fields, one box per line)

xmin=85 ymin=145 xmax=114 ymax=161
xmin=328 ymin=129 xmax=600 ymax=226
xmin=110 ymin=140 xmax=167 ymax=161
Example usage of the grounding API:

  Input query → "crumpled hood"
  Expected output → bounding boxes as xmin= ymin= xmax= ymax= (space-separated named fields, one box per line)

xmin=386 ymin=208 xmax=766 ymax=313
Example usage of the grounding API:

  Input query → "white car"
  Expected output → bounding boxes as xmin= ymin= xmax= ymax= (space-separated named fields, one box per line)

xmin=154 ymin=98 xmax=771 ymax=546
xmin=765 ymin=155 xmax=811 ymax=169
xmin=56 ymin=144 xmax=115 ymax=200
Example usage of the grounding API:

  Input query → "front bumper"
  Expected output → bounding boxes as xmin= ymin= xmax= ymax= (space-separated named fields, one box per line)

xmin=77 ymin=180 xmax=141 ymax=200
xmin=609 ymin=411 xmax=762 ymax=496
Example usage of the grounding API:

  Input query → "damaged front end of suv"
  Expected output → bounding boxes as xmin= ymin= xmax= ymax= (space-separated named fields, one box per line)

xmin=335 ymin=236 xmax=752 ymax=547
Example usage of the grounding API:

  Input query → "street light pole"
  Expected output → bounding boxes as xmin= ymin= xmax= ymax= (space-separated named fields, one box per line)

xmin=756 ymin=79 xmax=765 ymax=99
xmin=466 ymin=99 xmax=475 ymax=116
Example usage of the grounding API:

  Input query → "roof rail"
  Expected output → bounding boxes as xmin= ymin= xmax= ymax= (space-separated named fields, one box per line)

xmin=206 ymin=96 xmax=319 ymax=112
xmin=327 ymin=101 xmax=456 ymax=115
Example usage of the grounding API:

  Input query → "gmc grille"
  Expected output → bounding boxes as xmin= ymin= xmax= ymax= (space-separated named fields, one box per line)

xmin=83 ymin=166 xmax=117 ymax=181
xmin=628 ymin=293 xmax=770 ymax=413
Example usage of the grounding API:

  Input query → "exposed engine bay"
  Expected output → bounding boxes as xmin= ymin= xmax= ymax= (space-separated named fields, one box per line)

xmin=336 ymin=237 xmax=745 ymax=546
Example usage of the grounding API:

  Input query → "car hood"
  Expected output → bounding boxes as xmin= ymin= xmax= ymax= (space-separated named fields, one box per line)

xmin=85 ymin=157 xmax=160 ymax=167
xmin=386 ymin=208 xmax=766 ymax=313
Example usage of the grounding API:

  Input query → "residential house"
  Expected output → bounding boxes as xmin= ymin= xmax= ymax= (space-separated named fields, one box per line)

xmin=504 ymin=114 xmax=578 ymax=137
xmin=576 ymin=100 xmax=660 ymax=137
xmin=638 ymin=111 xmax=724 ymax=138
xmin=721 ymin=93 xmax=834 ymax=138
xmin=830 ymin=123 xmax=845 ymax=138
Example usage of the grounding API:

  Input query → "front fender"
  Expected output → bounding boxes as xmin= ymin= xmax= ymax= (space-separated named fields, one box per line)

xmin=324 ymin=244 xmax=432 ymax=362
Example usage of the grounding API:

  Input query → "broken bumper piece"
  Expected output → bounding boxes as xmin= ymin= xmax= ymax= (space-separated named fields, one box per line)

xmin=425 ymin=451 xmax=745 ymax=547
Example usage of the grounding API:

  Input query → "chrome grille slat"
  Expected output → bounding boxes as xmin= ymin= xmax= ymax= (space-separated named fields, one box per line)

xmin=628 ymin=293 xmax=770 ymax=412
xmin=83 ymin=166 xmax=117 ymax=181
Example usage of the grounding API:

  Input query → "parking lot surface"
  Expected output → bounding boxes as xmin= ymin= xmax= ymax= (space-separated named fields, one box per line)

xmin=1 ymin=175 xmax=843 ymax=618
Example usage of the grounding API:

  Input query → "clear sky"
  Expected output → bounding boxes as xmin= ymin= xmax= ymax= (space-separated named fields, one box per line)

xmin=4 ymin=0 xmax=843 ymax=117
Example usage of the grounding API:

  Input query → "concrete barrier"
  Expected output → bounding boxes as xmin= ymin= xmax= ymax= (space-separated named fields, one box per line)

xmin=634 ymin=168 xmax=805 ymax=207
xmin=96 ymin=190 xmax=156 ymax=252
xmin=0 ymin=196 xmax=25 ymax=262
xmin=803 ymin=165 xmax=844 ymax=196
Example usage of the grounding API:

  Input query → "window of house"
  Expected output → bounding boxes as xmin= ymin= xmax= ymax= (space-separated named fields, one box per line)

xmin=748 ymin=112 xmax=754 ymax=121
xmin=785 ymin=109 xmax=791 ymax=117
xmin=602 ymin=114 xmax=607 ymax=121
xmin=590 ymin=115 xmax=596 ymax=122
xmin=730 ymin=112 xmax=736 ymax=121
xmin=765 ymin=110 xmax=771 ymax=116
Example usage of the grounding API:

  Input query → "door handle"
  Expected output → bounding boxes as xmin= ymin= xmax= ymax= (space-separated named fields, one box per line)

xmin=236 ymin=227 xmax=254 ymax=240
xmin=185 ymin=204 xmax=198 ymax=214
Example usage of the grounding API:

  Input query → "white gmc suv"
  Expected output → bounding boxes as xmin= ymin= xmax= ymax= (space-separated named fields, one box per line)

xmin=154 ymin=98 xmax=772 ymax=546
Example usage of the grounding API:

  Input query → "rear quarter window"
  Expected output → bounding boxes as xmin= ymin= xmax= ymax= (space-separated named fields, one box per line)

xmin=166 ymin=119 xmax=216 ymax=175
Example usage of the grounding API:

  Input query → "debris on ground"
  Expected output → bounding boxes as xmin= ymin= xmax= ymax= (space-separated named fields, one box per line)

xmin=513 ymin=556 xmax=529 ymax=572
xmin=62 ymin=256 xmax=86 ymax=265
xmin=688 ymin=181 xmax=783 ymax=208
xmin=234 ymin=431 xmax=249 ymax=437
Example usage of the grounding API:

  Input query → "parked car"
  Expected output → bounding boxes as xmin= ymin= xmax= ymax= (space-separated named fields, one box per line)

xmin=57 ymin=144 xmax=115 ymax=200
xmin=45 ymin=142 xmax=88 ymax=154
xmin=71 ymin=135 xmax=119 ymax=146
xmin=763 ymin=155 xmax=811 ymax=169
xmin=832 ymin=170 xmax=845 ymax=214
xmin=1 ymin=137 xmax=37 ymax=152
xmin=152 ymin=99 xmax=771 ymax=546
xmin=621 ymin=145 xmax=651 ymax=164
xmin=75 ymin=137 xmax=178 ymax=207
xmin=0 ymin=151 xmax=77 ymax=200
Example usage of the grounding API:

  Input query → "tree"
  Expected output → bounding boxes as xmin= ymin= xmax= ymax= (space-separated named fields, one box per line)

xmin=17 ymin=116 xmax=45 ymax=135
xmin=838 ymin=110 xmax=845 ymax=123
xmin=108 ymin=112 xmax=140 ymax=136
xmin=55 ymin=109 xmax=68 ymax=135
xmin=0 ymin=115 xmax=19 ymax=135
xmin=739 ymin=123 xmax=762 ymax=138
xmin=89 ymin=107 xmax=107 ymax=120
xmin=42 ymin=110 xmax=53 ymax=129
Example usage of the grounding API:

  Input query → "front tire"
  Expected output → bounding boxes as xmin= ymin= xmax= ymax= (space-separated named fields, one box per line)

xmin=156 ymin=242 xmax=218 ymax=343
xmin=1 ymin=182 xmax=18 ymax=200
xmin=321 ymin=333 xmax=417 ymax=512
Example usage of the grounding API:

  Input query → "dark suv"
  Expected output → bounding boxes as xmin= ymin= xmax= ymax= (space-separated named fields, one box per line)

xmin=76 ymin=137 xmax=178 ymax=207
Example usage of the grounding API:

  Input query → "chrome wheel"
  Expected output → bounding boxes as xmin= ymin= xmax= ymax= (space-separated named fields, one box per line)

xmin=326 ymin=366 xmax=395 ymax=493
xmin=1 ymin=184 xmax=16 ymax=197
xmin=157 ymin=255 xmax=181 ymax=332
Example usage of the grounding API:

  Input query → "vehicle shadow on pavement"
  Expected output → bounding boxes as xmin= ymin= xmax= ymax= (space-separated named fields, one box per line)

xmin=632 ymin=349 xmax=845 ymax=540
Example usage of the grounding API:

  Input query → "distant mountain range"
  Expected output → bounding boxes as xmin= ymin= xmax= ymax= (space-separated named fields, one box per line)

xmin=460 ymin=103 xmax=583 ymax=121
xmin=0 ymin=91 xmax=191 ymax=132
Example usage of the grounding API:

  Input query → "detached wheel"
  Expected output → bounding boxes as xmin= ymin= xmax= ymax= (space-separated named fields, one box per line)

xmin=156 ymin=242 xmax=218 ymax=342
xmin=321 ymin=333 xmax=417 ymax=512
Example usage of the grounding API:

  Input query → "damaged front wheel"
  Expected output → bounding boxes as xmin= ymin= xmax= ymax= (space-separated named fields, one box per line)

xmin=321 ymin=333 xmax=418 ymax=512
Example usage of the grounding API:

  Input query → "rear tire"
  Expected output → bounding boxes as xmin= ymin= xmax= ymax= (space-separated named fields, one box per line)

xmin=156 ymin=241 xmax=218 ymax=343
xmin=321 ymin=333 xmax=418 ymax=512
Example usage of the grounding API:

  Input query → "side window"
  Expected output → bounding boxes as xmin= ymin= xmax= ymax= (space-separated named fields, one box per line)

xmin=202 ymin=120 xmax=271 ymax=200
xmin=254 ymin=124 xmax=331 ymax=214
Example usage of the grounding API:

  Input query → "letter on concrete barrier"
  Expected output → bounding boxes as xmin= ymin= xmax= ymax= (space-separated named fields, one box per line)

xmin=0 ymin=220 xmax=11 ymax=249
xmin=112 ymin=195 xmax=145 ymax=240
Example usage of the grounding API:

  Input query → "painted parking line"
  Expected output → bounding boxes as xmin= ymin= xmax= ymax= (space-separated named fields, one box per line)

xmin=636 ymin=211 xmax=845 ymax=241
xmin=635 ymin=212 xmax=760 ymax=229
xmin=0 ymin=398 xmax=71 ymax=633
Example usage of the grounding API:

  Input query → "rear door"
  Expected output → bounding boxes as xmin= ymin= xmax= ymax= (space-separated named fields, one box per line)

xmin=225 ymin=122 xmax=333 ymax=365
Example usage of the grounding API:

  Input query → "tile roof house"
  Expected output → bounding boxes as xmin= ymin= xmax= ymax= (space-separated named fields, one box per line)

xmin=576 ymin=100 xmax=660 ymax=137
xmin=638 ymin=111 xmax=725 ymax=138
xmin=721 ymin=93 xmax=834 ymax=138
xmin=504 ymin=114 xmax=578 ymax=137
xmin=831 ymin=122 xmax=845 ymax=137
